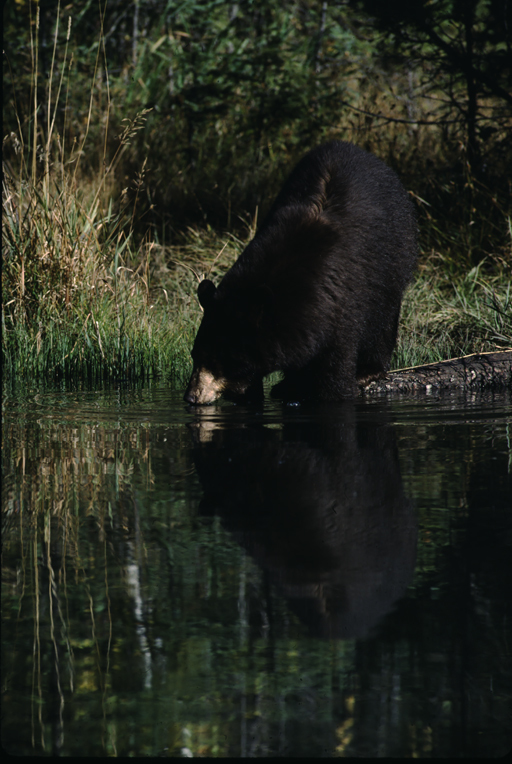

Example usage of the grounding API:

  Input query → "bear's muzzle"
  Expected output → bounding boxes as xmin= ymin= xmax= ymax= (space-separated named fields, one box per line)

xmin=184 ymin=368 xmax=227 ymax=405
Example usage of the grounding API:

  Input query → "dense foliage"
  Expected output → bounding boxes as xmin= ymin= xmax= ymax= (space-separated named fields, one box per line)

xmin=4 ymin=1 xmax=510 ymax=227
xmin=351 ymin=0 xmax=512 ymax=165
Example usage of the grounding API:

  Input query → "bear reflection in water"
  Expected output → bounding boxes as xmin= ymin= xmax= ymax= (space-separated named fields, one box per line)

xmin=190 ymin=405 xmax=417 ymax=639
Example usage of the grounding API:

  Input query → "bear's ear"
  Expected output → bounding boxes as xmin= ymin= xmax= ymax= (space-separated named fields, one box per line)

xmin=197 ymin=279 xmax=216 ymax=310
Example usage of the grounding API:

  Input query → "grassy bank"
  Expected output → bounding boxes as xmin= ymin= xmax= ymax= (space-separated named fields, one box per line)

xmin=2 ymin=114 xmax=511 ymax=389
xmin=1 ymin=160 xmax=249 ymax=389
xmin=2 ymin=129 xmax=511 ymax=389
xmin=393 ymin=255 xmax=511 ymax=370
xmin=3 ymin=187 xmax=511 ymax=391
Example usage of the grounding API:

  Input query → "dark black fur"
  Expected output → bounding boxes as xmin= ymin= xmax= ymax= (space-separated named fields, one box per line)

xmin=185 ymin=141 xmax=418 ymax=403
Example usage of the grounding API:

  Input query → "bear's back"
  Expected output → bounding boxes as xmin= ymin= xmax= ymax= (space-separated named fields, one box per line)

xmin=262 ymin=141 xmax=412 ymax=228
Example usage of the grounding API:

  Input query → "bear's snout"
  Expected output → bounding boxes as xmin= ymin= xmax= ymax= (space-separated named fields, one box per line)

xmin=184 ymin=368 xmax=226 ymax=405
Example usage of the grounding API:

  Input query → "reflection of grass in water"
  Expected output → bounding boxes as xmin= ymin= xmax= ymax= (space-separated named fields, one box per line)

xmin=3 ymin=413 xmax=362 ymax=756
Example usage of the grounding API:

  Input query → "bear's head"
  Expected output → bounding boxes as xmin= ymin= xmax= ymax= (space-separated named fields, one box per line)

xmin=184 ymin=279 xmax=268 ymax=405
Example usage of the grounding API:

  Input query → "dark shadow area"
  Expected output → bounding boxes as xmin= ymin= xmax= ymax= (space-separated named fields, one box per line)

xmin=189 ymin=403 xmax=417 ymax=639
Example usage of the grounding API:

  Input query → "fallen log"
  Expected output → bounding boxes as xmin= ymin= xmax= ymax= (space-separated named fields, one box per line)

xmin=362 ymin=351 xmax=512 ymax=394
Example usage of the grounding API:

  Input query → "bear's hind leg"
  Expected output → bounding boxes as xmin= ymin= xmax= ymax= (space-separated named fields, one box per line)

xmin=356 ymin=307 xmax=400 ymax=387
xmin=310 ymin=350 xmax=358 ymax=400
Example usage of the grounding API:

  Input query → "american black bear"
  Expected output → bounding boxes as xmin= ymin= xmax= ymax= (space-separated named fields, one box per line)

xmin=184 ymin=141 xmax=417 ymax=404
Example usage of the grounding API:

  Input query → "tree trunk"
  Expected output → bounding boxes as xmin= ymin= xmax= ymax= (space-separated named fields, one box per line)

xmin=463 ymin=1 xmax=479 ymax=168
xmin=362 ymin=351 xmax=512 ymax=395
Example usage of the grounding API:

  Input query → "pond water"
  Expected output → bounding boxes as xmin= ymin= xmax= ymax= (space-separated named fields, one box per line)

xmin=2 ymin=384 xmax=511 ymax=757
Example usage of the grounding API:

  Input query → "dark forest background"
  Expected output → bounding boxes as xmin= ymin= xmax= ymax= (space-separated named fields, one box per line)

xmin=4 ymin=0 xmax=511 ymax=253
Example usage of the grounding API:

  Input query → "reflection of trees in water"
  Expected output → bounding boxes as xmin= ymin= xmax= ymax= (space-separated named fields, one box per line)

xmin=190 ymin=404 xmax=417 ymax=639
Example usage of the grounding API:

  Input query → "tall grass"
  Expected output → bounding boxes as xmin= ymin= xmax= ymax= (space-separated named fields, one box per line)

xmin=2 ymin=5 xmax=197 ymax=390
xmin=2 ymin=123 xmax=197 ymax=387
xmin=393 ymin=253 xmax=512 ymax=369
xmin=1 ymin=133 xmax=243 ymax=389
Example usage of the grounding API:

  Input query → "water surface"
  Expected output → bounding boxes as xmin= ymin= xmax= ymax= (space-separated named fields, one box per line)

xmin=2 ymin=384 xmax=511 ymax=756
